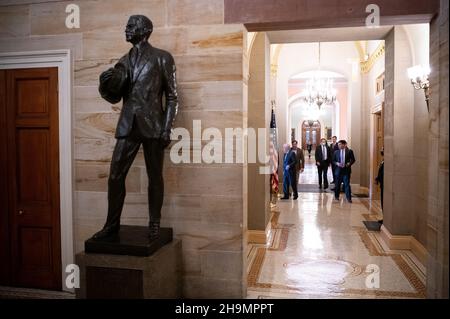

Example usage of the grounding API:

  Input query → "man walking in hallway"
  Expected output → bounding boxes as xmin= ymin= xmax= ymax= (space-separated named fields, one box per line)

xmin=330 ymin=136 xmax=339 ymax=185
xmin=315 ymin=138 xmax=331 ymax=189
xmin=375 ymin=147 xmax=384 ymax=210
xmin=281 ymin=143 xmax=298 ymax=200
xmin=306 ymin=141 xmax=313 ymax=158
xmin=291 ymin=140 xmax=305 ymax=187
xmin=333 ymin=140 xmax=356 ymax=202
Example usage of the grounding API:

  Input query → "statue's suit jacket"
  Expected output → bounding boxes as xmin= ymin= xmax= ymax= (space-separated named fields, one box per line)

xmin=99 ymin=41 xmax=178 ymax=139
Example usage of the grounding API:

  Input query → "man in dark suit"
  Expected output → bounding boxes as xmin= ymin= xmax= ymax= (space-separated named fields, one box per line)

xmin=315 ymin=138 xmax=332 ymax=189
xmin=333 ymin=140 xmax=356 ymax=202
xmin=281 ymin=143 xmax=298 ymax=200
xmin=375 ymin=147 xmax=384 ymax=210
xmin=291 ymin=140 xmax=305 ymax=186
xmin=330 ymin=136 xmax=339 ymax=184
xmin=306 ymin=142 xmax=313 ymax=158
xmin=93 ymin=15 xmax=178 ymax=239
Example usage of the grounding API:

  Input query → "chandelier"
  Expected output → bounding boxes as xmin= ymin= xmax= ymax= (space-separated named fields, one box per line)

xmin=300 ymin=42 xmax=337 ymax=109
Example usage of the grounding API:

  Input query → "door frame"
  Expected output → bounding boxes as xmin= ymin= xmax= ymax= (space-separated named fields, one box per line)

xmin=301 ymin=120 xmax=321 ymax=150
xmin=370 ymin=102 xmax=384 ymax=200
xmin=0 ymin=50 xmax=73 ymax=292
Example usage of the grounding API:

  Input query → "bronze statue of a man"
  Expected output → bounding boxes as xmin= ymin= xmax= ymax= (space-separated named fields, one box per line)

xmin=92 ymin=15 xmax=178 ymax=240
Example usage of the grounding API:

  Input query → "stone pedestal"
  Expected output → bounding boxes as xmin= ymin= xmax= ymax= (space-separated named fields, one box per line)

xmin=75 ymin=239 xmax=182 ymax=299
xmin=85 ymin=225 xmax=173 ymax=256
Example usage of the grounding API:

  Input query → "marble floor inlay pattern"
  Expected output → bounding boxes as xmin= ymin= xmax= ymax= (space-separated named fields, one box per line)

xmin=247 ymin=158 xmax=426 ymax=299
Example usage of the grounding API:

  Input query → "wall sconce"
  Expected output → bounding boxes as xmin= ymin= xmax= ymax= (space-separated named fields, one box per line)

xmin=407 ymin=64 xmax=431 ymax=112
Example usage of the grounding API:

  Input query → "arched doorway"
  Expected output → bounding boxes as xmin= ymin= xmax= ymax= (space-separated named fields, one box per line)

xmin=302 ymin=120 xmax=321 ymax=150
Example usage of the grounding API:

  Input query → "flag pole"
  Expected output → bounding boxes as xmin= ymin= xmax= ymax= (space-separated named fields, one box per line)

xmin=269 ymin=100 xmax=279 ymax=207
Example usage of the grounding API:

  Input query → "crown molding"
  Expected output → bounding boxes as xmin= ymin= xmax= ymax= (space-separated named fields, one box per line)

xmin=360 ymin=42 xmax=385 ymax=74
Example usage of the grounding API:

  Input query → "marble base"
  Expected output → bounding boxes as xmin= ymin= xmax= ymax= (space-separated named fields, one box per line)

xmin=75 ymin=239 xmax=182 ymax=299
xmin=85 ymin=225 xmax=173 ymax=257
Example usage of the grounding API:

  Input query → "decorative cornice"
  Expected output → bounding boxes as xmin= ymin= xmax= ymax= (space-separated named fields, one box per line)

xmin=354 ymin=41 xmax=366 ymax=61
xmin=270 ymin=44 xmax=283 ymax=78
xmin=360 ymin=42 xmax=385 ymax=74
xmin=270 ymin=63 xmax=278 ymax=77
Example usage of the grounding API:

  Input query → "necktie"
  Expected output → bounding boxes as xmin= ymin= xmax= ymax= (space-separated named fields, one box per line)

xmin=341 ymin=150 xmax=345 ymax=166
xmin=323 ymin=146 xmax=326 ymax=160
xmin=130 ymin=47 xmax=139 ymax=68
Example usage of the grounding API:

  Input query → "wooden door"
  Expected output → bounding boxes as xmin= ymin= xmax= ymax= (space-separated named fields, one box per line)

xmin=0 ymin=68 xmax=61 ymax=290
xmin=302 ymin=120 xmax=321 ymax=150
xmin=0 ymin=70 xmax=10 ymax=285
xmin=372 ymin=110 xmax=384 ymax=199
xmin=302 ymin=122 xmax=309 ymax=150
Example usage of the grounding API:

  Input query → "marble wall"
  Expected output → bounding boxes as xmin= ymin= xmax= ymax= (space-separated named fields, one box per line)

xmin=0 ymin=0 xmax=246 ymax=298
xmin=384 ymin=18 xmax=448 ymax=299
xmin=359 ymin=41 xmax=385 ymax=194
xmin=405 ymin=24 xmax=431 ymax=247
xmin=427 ymin=0 xmax=449 ymax=299
xmin=383 ymin=26 xmax=416 ymax=237
xmin=247 ymin=32 xmax=271 ymax=231
xmin=367 ymin=27 xmax=430 ymax=248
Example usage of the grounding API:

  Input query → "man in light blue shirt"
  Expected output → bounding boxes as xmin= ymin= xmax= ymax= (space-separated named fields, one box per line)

xmin=332 ymin=140 xmax=356 ymax=202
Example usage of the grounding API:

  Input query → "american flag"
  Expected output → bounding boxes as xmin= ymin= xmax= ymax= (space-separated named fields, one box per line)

xmin=269 ymin=103 xmax=279 ymax=194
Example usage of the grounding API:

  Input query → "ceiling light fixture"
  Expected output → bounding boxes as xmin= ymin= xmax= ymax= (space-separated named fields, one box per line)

xmin=300 ymin=42 xmax=337 ymax=110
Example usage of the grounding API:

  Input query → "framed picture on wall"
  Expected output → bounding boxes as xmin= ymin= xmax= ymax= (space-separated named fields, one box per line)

xmin=376 ymin=72 xmax=385 ymax=95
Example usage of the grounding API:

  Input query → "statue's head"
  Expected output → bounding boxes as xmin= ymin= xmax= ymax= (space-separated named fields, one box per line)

xmin=125 ymin=15 xmax=153 ymax=44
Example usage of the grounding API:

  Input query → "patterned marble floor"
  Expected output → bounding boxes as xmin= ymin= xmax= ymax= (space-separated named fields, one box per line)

xmin=299 ymin=151 xmax=332 ymax=185
xmin=247 ymin=157 xmax=426 ymax=299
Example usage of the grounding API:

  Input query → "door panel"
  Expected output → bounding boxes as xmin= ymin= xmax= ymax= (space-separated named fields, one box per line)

xmin=2 ymin=67 xmax=61 ymax=290
xmin=17 ymin=129 xmax=51 ymax=203
xmin=301 ymin=120 xmax=321 ymax=150
xmin=16 ymin=79 xmax=49 ymax=116
xmin=19 ymin=227 xmax=53 ymax=270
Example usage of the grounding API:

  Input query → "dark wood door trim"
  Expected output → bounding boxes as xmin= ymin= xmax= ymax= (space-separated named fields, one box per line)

xmin=0 ymin=70 xmax=11 ymax=285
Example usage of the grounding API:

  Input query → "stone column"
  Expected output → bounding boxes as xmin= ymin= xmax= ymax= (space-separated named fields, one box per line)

xmin=427 ymin=0 xmax=449 ymax=299
xmin=247 ymin=32 xmax=271 ymax=233
xmin=383 ymin=27 xmax=416 ymax=234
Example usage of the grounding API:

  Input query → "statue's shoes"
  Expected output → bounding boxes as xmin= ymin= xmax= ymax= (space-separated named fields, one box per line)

xmin=92 ymin=227 xmax=119 ymax=241
xmin=149 ymin=222 xmax=160 ymax=239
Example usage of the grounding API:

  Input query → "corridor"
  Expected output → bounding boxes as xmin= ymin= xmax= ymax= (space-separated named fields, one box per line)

xmin=298 ymin=152 xmax=334 ymax=186
xmin=0 ymin=0 xmax=446 ymax=301
xmin=247 ymin=156 xmax=426 ymax=299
